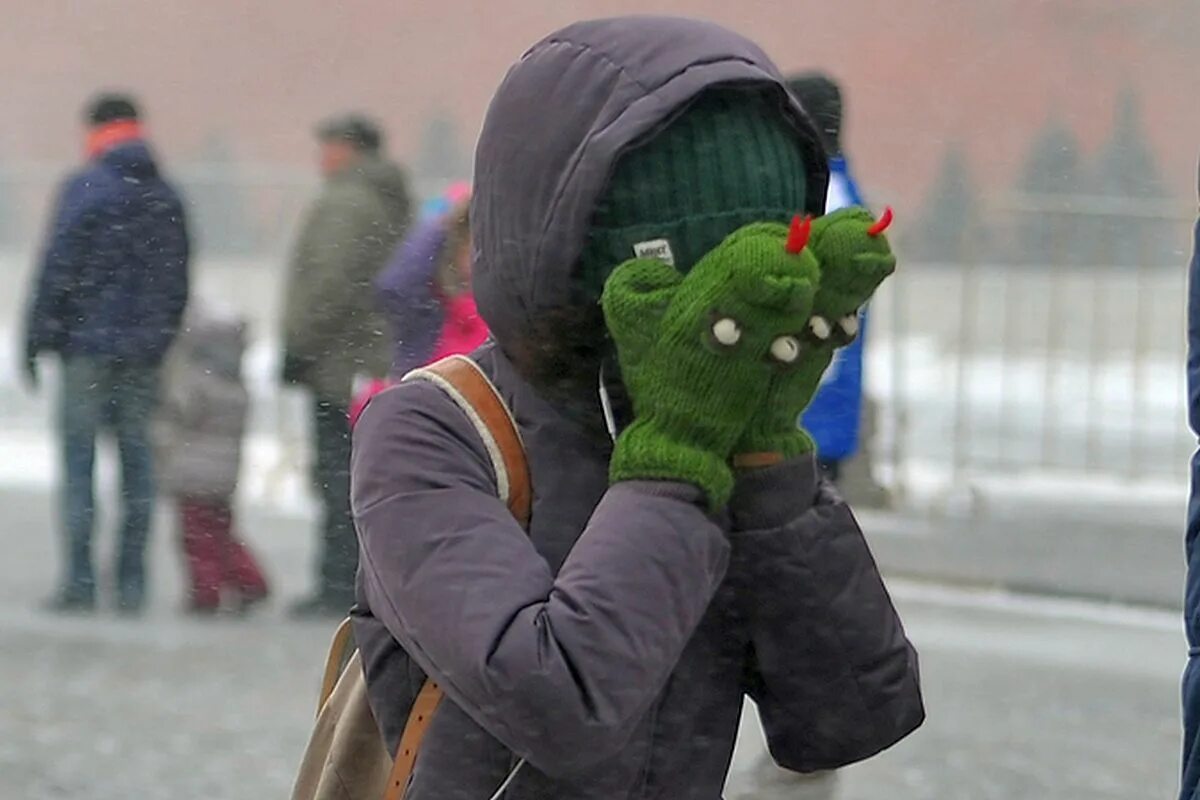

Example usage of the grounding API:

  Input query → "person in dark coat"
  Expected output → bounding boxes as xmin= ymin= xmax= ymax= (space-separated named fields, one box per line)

xmin=349 ymin=17 xmax=922 ymax=797
xmin=24 ymin=92 xmax=189 ymax=614
xmin=1182 ymin=161 xmax=1200 ymax=800
xmin=281 ymin=113 xmax=412 ymax=616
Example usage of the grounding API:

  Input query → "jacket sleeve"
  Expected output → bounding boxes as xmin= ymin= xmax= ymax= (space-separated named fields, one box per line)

xmin=350 ymin=380 xmax=730 ymax=777
xmin=1181 ymin=164 xmax=1200 ymax=800
xmin=729 ymin=458 xmax=924 ymax=773
xmin=282 ymin=183 xmax=387 ymax=366
xmin=25 ymin=175 xmax=94 ymax=354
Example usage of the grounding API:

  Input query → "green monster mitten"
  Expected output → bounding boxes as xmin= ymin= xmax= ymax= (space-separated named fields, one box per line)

xmin=601 ymin=220 xmax=821 ymax=509
xmin=735 ymin=206 xmax=898 ymax=463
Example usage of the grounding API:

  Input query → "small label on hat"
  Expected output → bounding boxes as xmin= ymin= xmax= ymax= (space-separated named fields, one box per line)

xmin=633 ymin=238 xmax=675 ymax=266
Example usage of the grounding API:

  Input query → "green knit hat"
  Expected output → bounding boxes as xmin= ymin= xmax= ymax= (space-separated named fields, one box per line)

xmin=578 ymin=88 xmax=810 ymax=299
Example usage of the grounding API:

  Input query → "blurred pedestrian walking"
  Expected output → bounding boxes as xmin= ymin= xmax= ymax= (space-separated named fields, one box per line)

xmin=280 ymin=113 xmax=412 ymax=616
xmin=23 ymin=92 xmax=189 ymax=614
xmin=154 ymin=302 xmax=269 ymax=614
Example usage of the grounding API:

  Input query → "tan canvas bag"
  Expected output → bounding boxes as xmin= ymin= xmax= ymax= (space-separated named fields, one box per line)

xmin=291 ymin=355 xmax=531 ymax=800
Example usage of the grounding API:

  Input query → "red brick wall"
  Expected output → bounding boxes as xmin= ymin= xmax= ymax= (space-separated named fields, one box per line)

xmin=1 ymin=0 xmax=1196 ymax=209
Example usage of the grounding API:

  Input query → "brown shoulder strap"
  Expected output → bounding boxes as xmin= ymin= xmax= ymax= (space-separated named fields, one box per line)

xmin=384 ymin=678 xmax=444 ymax=800
xmin=383 ymin=355 xmax=531 ymax=800
xmin=404 ymin=354 xmax=531 ymax=526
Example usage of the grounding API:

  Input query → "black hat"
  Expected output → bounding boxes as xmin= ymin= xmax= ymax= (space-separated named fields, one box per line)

xmin=316 ymin=113 xmax=383 ymax=153
xmin=787 ymin=73 xmax=843 ymax=156
xmin=87 ymin=93 xmax=140 ymax=126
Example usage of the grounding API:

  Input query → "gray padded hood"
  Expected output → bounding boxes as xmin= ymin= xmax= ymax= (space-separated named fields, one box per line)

xmin=470 ymin=16 xmax=828 ymax=351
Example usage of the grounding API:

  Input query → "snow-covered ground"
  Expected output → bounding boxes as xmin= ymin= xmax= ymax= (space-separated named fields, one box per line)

xmin=0 ymin=449 xmax=1185 ymax=799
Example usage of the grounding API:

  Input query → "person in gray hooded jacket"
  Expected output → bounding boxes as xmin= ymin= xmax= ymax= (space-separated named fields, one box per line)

xmin=350 ymin=17 xmax=923 ymax=798
xmin=156 ymin=302 xmax=268 ymax=613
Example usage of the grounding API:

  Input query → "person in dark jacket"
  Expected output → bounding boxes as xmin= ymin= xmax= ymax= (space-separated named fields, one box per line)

xmin=24 ymin=93 xmax=189 ymax=614
xmin=349 ymin=18 xmax=922 ymax=797
xmin=1182 ymin=161 xmax=1200 ymax=800
xmin=281 ymin=113 xmax=412 ymax=616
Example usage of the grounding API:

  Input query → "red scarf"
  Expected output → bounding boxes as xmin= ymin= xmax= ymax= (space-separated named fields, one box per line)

xmin=85 ymin=120 xmax=144 ymax=159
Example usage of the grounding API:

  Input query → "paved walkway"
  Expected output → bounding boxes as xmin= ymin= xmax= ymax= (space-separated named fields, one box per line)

xmin=860 ymin=475 xmax=1186 ymax=609
xmin=0 ymin=485 xmax=1185 ymax=799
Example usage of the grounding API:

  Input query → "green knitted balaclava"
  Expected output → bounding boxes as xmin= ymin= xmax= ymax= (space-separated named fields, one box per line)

xmin=577 ymin=88 xmax=810 ymax=299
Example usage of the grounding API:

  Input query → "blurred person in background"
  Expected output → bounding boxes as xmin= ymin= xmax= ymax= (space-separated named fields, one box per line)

xmin=280 ymin=113 xmax=412 ymax=616
xmin=423 ymin=196 xmax=487 ymax=363
xmin=154 ymin=302 xmax=269 ymax=615
xmin=1182 ymin=161 xmax=1200 ymax=800
xmin=789 ymin=72 xmax=888 ymax=508
xmin=349 ymin=17 xmax=921 ymax=796
xmin=23 ymin=92 xmax=189 ymax=614
xmin=374 ymin=183 xmax=484 ymax=377
xmin=350 ymin=184 xmax=485 ymax=428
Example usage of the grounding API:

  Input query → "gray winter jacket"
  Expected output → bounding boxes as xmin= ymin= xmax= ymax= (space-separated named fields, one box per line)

xmin=350 ymin=16 xmax=922 ymax=799
xmin=155 ymin=306 xmax=249 ymax=499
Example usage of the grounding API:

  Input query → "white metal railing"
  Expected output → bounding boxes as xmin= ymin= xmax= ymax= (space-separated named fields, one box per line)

xmin=869 ymin=194 xmax=1195 ymax=509
xmin=1 ymin=174 xmax=1195 ymax=511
